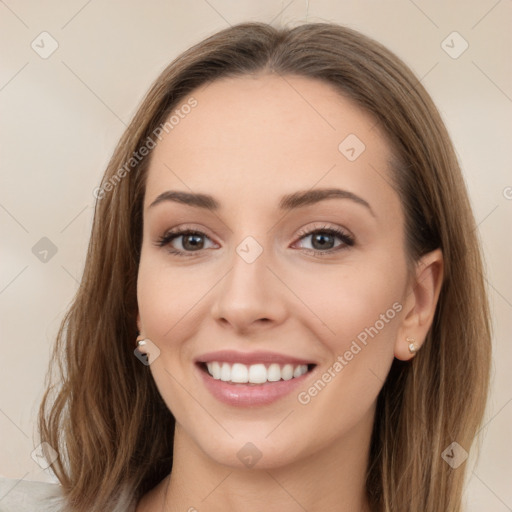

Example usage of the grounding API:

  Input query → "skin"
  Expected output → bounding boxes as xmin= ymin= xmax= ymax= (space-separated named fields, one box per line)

xmin=135 ymin=73 xmax=443 ymax=511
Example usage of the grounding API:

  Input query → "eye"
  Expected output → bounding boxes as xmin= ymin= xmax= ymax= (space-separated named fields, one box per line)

xmin=154 ymin=223 xmax=355 ymax=257
xmin=155 ymin=227 xmax=216 ymax=257
xmin=293 ymin=223 xmax=354 ymax=256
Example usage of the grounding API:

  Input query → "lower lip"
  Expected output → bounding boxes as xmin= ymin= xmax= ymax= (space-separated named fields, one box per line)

xmin=197 ymin=364 xmax=314 ymax=407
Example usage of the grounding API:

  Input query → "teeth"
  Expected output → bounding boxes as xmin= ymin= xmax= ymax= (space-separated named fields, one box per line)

xmin=231 ymin=363 xmax=248 ymax=383
xmin=220 ymin=362 xmax=230 ymax=381
xmin=210 ymin=361 xmax=221 ymax=379
xmin=267 ymin=363 xmax=281 ymax=382
xmin=248 ymin=363 xmax=267 ymax=384
xmin=281 ymin=364 xmax=294 ymax=381
xmin=205 ymin=361 xmax=309 ymax=384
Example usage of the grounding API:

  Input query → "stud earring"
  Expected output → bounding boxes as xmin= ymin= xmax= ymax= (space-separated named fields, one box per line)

xmin=136 ymin=336 xmax=147 ymax=349
xmin=406 ymin=337 xmax=418 ymax=354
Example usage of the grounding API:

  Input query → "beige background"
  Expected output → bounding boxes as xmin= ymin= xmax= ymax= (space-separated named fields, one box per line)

xmin=0 ymin=0 xmax=511 ymax=510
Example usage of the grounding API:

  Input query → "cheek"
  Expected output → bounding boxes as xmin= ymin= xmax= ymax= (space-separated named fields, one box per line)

xmin=319 ymin=254 xmax=408 ymax=408
xmin=136 ymin=252 xmax=209 ymax=342
xmin=287 ymin=255 xmax=406 ymax=354
xmin=292 ymin=267 xmax=404 ymax=437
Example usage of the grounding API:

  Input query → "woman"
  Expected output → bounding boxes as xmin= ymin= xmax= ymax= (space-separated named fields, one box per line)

xmin=0 ymin=21 xmax=491 ymax=512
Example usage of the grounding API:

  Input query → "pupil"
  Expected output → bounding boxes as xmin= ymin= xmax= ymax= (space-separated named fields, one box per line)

xmin=313 ymin=233 xmax=333 ymax=249
xmin=184 ymin=234 xmax=203 ymax=250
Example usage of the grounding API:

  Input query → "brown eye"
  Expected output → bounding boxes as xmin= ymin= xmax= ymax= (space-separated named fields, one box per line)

xmin=294 ymin=225 xmax=354 ymax=255
xmin=155 ymin=229 xmax=215 ymax=256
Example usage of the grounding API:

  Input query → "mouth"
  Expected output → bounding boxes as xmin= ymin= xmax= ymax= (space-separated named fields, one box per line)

xmin=194 ymin=351 xmax=318 ymax=407
xmin=197 ymin=361 xmax=316 ymax=385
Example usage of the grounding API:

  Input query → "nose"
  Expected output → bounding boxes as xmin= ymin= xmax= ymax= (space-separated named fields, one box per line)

xmin=210 ymin=242 xmax=288 ymax=334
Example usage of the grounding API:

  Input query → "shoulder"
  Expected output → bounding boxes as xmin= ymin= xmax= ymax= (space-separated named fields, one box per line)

xmin=0 ymin=476 xmax=65 ymax=512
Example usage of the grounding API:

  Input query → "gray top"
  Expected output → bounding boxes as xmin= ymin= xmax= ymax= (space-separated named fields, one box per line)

xmin=0 ymin=477 xmax=137 ymax=512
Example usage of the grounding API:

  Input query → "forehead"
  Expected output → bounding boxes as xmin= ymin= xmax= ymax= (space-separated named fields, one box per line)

xmin=144 ymin=74 xmax=397 ymax=217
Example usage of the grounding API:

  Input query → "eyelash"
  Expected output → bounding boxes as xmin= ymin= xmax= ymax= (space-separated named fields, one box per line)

xmin=154 ymin=223 xmax=355 ymax=258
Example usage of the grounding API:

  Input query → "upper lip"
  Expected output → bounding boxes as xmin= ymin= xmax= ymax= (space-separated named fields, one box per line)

xmin=195 ymin=350 xmax=316 ymax=366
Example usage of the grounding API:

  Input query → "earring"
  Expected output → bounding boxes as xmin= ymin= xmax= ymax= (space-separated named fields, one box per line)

xmin=136 ymin=336 xmax=147 ymax=349
xmin=406 ymin=337 xmax=418 ymax=354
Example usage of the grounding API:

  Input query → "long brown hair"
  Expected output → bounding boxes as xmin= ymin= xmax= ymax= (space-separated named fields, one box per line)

xmin=39 ymin=22 xmax=492 ymax=511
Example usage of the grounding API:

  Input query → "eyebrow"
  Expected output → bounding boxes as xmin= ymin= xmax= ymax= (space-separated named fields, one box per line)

xmin=148 ymin=188 xmax=375 ymax=217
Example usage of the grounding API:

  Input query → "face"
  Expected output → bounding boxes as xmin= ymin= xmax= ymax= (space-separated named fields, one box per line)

xmin=136 ymin=74 xmax=412 ymax=469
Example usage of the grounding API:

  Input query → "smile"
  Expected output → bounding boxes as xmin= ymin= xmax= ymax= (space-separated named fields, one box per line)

xmin=195 ymin=350 xmax=317 ymax=406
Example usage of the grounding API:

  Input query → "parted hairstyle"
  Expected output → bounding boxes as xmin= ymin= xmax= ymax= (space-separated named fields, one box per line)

xmin=38 ymin=21 xmax=492 ymax=512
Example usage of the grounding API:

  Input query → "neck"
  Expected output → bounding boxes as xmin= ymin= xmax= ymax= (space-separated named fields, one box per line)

xmin=154 ymin=405 xmax=375 ymax=512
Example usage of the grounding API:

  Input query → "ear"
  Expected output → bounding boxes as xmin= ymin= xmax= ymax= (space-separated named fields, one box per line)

xmin=394 ymin=248 xmax=444 ymax=361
